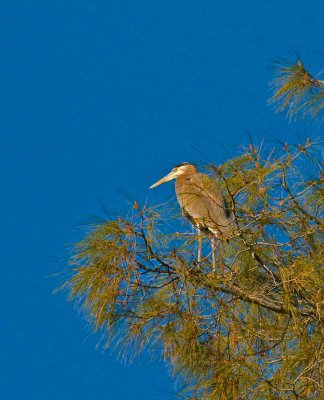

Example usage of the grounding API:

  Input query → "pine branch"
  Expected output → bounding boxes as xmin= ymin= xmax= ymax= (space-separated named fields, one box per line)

xmin=269 ymin=59 xmax=324 ymax=121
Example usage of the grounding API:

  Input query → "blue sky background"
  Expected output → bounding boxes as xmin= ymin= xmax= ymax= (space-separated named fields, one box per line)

xmin=1 ymin=1 xmax=323 ymax=399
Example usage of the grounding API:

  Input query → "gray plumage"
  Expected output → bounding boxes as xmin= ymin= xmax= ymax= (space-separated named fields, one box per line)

xmin=175 ymin=167 xmax=231 ymax=238
xmin=150 ymin=163 xmax=232 ymax=267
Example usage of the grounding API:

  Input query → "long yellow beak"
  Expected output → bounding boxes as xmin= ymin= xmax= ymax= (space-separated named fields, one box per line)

xmin=149 ymin=171 xmax=176 ymax=189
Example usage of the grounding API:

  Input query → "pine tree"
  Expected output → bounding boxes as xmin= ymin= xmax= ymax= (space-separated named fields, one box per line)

xmin=60 ymin=59 xmax=323 ymax=399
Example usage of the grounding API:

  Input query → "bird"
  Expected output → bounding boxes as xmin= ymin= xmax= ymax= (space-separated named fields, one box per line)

xmin=150 ymin=162 xmax=232 ymax=269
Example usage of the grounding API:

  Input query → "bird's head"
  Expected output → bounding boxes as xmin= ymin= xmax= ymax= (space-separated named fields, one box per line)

xmin=149 ymin=162 xmax=196 ymax=188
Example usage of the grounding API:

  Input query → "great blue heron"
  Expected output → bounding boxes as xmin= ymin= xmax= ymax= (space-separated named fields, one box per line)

xmin=150 ymin=162 xmax=232 ymax=269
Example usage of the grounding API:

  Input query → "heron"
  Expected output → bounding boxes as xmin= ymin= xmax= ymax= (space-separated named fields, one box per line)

xmin=150 ymin=162 xmax=232 ymax=270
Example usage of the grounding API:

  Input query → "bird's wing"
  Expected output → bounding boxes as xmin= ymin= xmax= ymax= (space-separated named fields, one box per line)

xmin=178 ymin=173 xmax=231 ymax=236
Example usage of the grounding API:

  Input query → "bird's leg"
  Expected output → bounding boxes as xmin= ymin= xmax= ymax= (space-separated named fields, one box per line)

xmin=211 ymin=237 xmax=216 ymax=272
xmin=197 ymin=228 xmax=202 ymax=263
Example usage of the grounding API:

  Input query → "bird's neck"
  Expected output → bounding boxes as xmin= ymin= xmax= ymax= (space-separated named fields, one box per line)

xmin=175 ymin=173 xmax=188 ymax=185
xmin=175 ymin=165 xmax=197 ymax=199
xmin=175 ymin=173 xmax=192 ymax=194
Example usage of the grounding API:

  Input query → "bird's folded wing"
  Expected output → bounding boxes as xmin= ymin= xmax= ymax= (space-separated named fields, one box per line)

xmin=179 ymin=173 xmax=230 ymax=234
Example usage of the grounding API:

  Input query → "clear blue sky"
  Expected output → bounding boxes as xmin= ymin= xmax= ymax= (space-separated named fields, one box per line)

xmin=1 ymin=1 xmax=323 ymax=399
